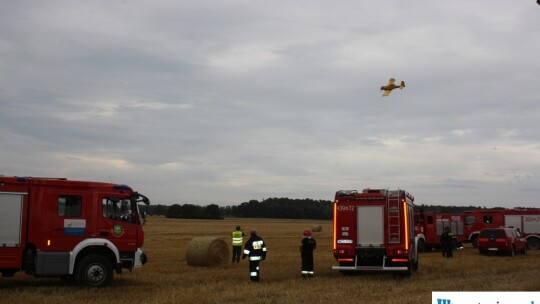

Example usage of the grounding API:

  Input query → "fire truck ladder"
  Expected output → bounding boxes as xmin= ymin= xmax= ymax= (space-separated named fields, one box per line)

xmin=387 ymin=191 xmax=401 ymax=244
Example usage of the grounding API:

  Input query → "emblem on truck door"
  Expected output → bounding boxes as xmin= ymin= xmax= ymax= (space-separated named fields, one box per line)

xmin=112 ymin=224 xmax=124 ymax=237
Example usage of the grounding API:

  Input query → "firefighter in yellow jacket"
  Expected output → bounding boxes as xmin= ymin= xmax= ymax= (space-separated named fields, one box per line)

xmin=231 ymin=226 xmax=246 ymax=263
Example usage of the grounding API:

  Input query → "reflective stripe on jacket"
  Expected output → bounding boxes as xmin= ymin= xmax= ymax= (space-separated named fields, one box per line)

xmin=232 ymin=230 xmax=243 ymax=246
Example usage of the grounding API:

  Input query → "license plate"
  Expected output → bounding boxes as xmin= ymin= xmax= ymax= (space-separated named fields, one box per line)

xmin=488 ymin=248 xmax=498 ymax=251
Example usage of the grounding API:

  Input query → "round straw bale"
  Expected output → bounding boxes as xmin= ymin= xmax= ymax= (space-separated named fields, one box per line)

xmin=311 ymin=225 xmax=323 ymax=233
xmin=185 ymin=236 xmax=230 ymax=267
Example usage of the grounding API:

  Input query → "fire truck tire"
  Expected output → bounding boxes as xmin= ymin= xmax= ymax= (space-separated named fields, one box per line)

xmin=74 ymin=254 xmax=113 ymax=288
xmin=404 ymin=260 xmax=413 ymax=277
xmin=527 ymin=238 xmax=540 ymax=250
xmin=412 ymin=256 xmax=419 ymax=272
xmin=417 ymin=239 xmax=426 ymax=253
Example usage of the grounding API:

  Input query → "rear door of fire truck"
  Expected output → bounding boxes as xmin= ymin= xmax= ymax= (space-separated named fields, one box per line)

xmin=0 ymin=182 xmax=27 ymax=276
xmin=357 ymin=205 xmax=384 ymax=247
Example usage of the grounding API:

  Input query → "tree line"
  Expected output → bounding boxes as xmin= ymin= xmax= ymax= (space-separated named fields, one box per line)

xmin=141 ymin=197 xmax=332 ymax=220
xmin=415 ymin=204 xmax=507 ymax=214
xmin=140 ymin=200 xmax=514 ymax=220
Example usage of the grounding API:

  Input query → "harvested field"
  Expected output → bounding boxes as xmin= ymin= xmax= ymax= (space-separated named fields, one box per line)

xmin=1 ymin=216 xmax=539 ymax=304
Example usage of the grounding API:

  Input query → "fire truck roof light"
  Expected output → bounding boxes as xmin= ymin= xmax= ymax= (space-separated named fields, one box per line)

xmin=336 ymin=190 xmax=357 ymax=197
xmin=113 ymin=184 xmax=133 ymax=191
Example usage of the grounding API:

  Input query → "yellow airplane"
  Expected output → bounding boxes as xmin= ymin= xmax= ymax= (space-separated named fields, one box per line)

xmin=380 ymin=78 xmax=405 ymax=96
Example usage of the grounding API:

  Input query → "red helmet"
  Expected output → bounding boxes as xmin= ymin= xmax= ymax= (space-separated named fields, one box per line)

xmin=303 ymin=229 xmax=312 ymax=237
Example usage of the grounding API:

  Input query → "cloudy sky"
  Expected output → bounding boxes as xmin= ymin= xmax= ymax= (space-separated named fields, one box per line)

xmin=1 ymin=1 xmax=539 ymax=207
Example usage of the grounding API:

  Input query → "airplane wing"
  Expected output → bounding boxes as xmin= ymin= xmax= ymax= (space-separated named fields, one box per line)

xmin=387 ymin=78 xmax=395 ymax=85
xmin=382 ymin=90 xmax=392 ymax=96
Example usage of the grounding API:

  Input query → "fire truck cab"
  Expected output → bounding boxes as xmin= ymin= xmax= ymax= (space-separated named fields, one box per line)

xmin=0 ymin=176 xmax=149 ymax=287
xmin=332 ymin=189 xmax=418 ymax=276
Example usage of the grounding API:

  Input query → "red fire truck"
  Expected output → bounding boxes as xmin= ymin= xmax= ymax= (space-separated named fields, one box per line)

xmin=415 ymin=211 xmax=465 ymax=252
xmin=332 ymin=189 xmax=419 ymax=276
xmin=462 ymin=209 xmax=540 ymax=250
xmin=0 ymin=176 xmax=149 ymax=287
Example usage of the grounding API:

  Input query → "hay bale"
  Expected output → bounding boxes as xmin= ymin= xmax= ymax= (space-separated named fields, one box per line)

xmin=185 ymin=236 xmax=230 ymax=267
xmin=311 ymin=225 xmax=323 ymax=233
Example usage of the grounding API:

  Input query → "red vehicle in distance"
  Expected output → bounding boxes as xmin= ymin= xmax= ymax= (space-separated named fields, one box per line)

xmin=462 ymin=209 xmax=540 ymax=250
xmin=415 ymin=211 xmax=465 ymax=252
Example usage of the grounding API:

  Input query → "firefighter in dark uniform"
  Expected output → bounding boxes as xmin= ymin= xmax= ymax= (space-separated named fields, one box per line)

xmin=300 ymin=229 xmax=316 ymax=278
xmin=440 ymin=226 xmax=454 ymax=258
xmin=242 ymin=230 xmax=266 ymax=282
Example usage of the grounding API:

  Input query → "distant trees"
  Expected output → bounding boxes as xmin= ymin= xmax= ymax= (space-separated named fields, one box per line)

xmin=415 ymin=204 xmax=506 ymax=214
xmin=146 ymin=200 xmax=510 ymax=220
xmin=226 ymin=198 xmax=332 ymax=219
xmin=143 ymin=198 xmax=333 ymax=220
xmin=141 ymin=203 xmax=221 ymax=219
xmin=163 ymin=203 xmax=224 ymax=219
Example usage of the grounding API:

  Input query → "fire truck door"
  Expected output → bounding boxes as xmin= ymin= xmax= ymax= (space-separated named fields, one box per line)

xmin=0 ymin=193 xmax=25 ymax=269
xmin=43 ymin=192 xmax=87 ymax=275
xmin=505 ymin=215 xmax=522 ymax=231
xmin=357 ymin=205 xmax=384 ymax=247
xmin=98 ymin=196 xmax=138 ymax=252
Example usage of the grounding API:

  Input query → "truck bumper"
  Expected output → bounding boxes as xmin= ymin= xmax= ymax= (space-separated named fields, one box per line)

xmin=333 ymin=252 xmax=410 ymax=272
xmin=332 ymin=265 xmax=408 ymax=271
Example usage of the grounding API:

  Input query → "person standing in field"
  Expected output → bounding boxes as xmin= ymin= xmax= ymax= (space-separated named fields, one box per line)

xmin=231 ymin=226 xmax=246 ymax=263
xmin=300 ymin=229 xmax=316 ymax=278
xmin=242 ymin=230 xmax=266 ymax=282
xmin=440 ymin=226 xmax=454 ymax=258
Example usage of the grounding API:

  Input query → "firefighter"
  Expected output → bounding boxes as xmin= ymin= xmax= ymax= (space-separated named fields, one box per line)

xmin=231 ymin=226 xmax=246 ymax=263
xmin=440 ymin=226 xmax=454 ymax=258
xmin=300 ymin=229 xmax=316 ymax=278
xmin=242 ymin=230 xmax=266 ymax=282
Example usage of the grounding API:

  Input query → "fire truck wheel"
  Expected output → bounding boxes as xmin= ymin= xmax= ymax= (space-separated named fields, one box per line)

xmin=412 ymin=256 xmax=419 ymax=272
xmin=75 ymin=254 xmax=113 ymax=288
xmin=404 ymin=260 xmax=413 ymax=277
xmin=417 ymin=239 xmax=426 ymax=253
xmin=527 ymin=238 xmax=539 ymax=250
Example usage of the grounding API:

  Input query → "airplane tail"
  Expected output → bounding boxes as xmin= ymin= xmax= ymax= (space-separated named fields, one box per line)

xmin=400 ymin=81 xmax=405 ymax=89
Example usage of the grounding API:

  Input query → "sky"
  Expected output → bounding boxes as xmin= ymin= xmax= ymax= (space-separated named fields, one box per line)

xmin=1 ymin=1 xmax=539 ymax=207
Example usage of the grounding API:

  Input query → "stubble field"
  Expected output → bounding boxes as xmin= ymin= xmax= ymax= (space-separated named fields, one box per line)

xmin=1 ymin=216 xmax=539 ymax=304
